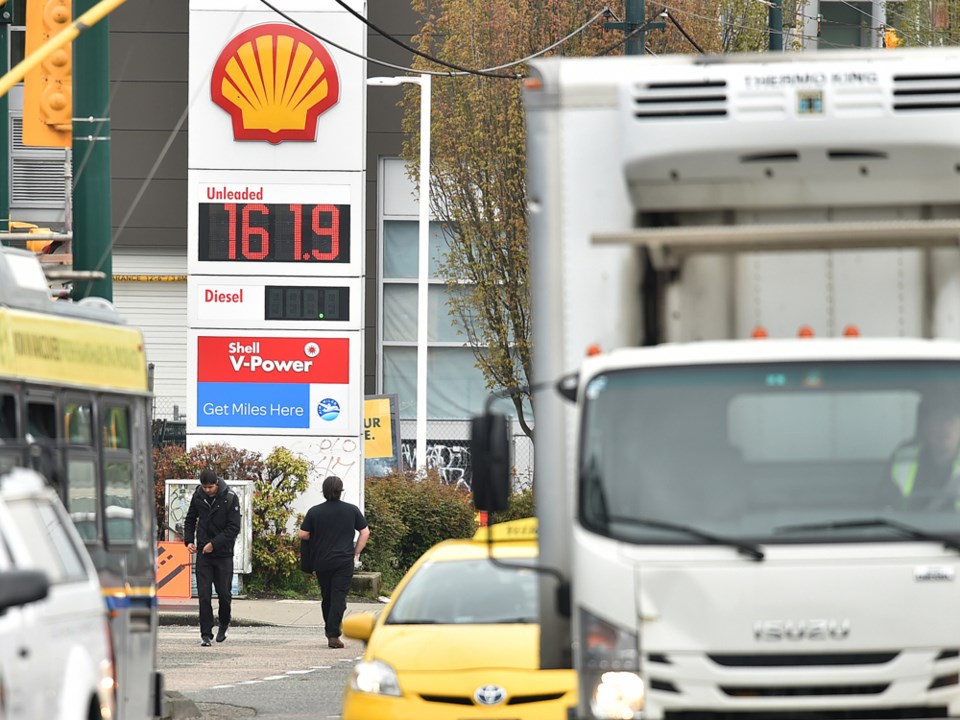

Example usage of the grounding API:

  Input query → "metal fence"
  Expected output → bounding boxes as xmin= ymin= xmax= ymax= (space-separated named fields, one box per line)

xmin=397 ymin=419 xmax=533 ymax=492
xmin=152 ymin=395 xmax=187 ymax=422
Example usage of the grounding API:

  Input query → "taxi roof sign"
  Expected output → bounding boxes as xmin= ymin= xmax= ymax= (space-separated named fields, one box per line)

xmin=472 ymin=516 xmax=537 ymax=543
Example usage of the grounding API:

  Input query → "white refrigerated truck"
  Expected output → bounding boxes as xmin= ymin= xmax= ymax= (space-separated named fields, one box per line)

xmin=472 ymin=48 xmax=960 ymax=720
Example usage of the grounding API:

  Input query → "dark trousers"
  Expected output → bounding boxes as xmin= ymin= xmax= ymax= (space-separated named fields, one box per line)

xmin=196 ymin=553 xmax=233 ymax=639
xmin=316 ymin=560 xmax=353 ymax=638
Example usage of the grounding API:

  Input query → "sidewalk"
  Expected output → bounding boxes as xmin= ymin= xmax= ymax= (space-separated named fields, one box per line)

xmin=158 ymin=595 xmax=387 ymax=628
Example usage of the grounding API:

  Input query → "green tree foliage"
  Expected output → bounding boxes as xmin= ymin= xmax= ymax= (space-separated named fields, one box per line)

xmin=890 ymin=0 xmax=960 ymax=47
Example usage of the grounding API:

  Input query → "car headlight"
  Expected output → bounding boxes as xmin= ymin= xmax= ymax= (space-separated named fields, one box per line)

xmin=579 ymin=607 xmax=644 ymax=719
xmin=349 ymin=659 xmax=402 ymax=697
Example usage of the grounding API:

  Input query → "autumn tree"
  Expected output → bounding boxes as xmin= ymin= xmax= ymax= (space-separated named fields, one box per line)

xmin=402 ymin=1 xmax=612 ymax=438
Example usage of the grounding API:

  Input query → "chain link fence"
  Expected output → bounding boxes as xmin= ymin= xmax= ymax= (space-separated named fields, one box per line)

xmin=152 ymin=395 xmax=186 ymax=422
xmin=398 ymin=419 xmax=533 ymax=492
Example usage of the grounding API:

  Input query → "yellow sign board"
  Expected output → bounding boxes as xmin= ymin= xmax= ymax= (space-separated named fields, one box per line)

xmin=0 ymin=308 xmax=148 ymax=392
xmin=364 ymin=396 xmax=394 ymax=459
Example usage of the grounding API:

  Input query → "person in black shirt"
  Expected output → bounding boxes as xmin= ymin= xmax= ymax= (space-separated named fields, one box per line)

xmin=299 ymin=476 xmax=369 ymax=648
xmin=183 ymin=469 xmax=241 ymax=646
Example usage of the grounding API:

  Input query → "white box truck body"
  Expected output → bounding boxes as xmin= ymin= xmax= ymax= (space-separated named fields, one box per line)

xmin=506 ymin=49 xmax=960 ymax=720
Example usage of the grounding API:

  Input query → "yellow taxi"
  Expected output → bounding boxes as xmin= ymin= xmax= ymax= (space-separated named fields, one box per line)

xmin=341 ymin=517 xmax=577 ymax=719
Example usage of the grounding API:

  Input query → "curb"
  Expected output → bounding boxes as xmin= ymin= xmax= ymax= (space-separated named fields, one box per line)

xmin=158 ymin=612 xmax=274 ymax=627
xmin=161 ymin=690 xmax=200 ymax=720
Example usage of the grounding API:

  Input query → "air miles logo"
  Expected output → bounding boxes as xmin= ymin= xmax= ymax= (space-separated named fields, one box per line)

xmin=317 ymin=398 xmax=341 ymax=422
xmin=210 ymin=23 xmax=340 ymax=144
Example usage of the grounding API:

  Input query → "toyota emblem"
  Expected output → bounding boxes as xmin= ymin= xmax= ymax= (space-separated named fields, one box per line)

xmin=474 ymin=684 xmax=508 ymax=706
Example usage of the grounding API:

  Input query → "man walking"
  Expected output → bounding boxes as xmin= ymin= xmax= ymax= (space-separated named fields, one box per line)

xmin=299 ymin=476 xmax=369 ymax=648
xmin=184 ymin=469 xmax=241 ymax=647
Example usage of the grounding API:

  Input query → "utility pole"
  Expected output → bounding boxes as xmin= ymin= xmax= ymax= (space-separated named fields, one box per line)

xmin=604 ymin=0 xmax=665 ymax=56
xmin=769 ymin=0 xmax=784 ymax=50
xmin=72 ymin=0 xmax=112 ymax=300
xmin=0 ymin=0 xmax=11 ymax=241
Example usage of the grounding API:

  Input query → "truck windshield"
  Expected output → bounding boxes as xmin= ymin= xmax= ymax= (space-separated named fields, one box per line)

xmin=579 ymin=361 xmax=960 ymax=546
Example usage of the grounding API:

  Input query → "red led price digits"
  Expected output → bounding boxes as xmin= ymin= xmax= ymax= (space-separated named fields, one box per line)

xmin=223 ymin=203 xmax=340 ymax=262
xmin=289 ymin=204 xmax=340 ymax=261
xmin=224 ymin=203 xmax=269 ymax=260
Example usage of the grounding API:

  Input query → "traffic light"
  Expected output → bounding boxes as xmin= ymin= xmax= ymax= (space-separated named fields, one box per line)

xmin=23 ymin=0 xmax=72 ymax=148
xmin=884 ymin=26 xmax=902 ymax=49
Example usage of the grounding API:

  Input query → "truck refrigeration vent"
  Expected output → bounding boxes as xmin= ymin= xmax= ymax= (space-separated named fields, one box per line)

xmin=708 ymin=652 xmax=898 ymax=667
xmin=892 ymin=73 xmax=960 ymax=112
xmin=632 ymin=80 xmax=727 ymax=119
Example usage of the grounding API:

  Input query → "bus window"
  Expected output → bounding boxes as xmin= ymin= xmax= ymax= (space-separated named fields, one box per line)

xmin=102 ymin=407 xmax=130 ymax=450
xmin=66 ymin=458 xmax=98 ymax=542
xmin=64 ymin=401 xmax=93 ymax=445
xmin=0 ymin=394 xmax=16 ymax=439
xmin=26 ymin=402 xmax=56 ymax=441
xmin=104 ymin=461 xmax=133 ymax=543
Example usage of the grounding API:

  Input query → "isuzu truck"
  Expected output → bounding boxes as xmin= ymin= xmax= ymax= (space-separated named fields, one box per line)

xmin=473 ymin=48 xmax=960 ymax=720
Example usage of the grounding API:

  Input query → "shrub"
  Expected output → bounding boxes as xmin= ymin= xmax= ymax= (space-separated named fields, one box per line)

xmin=490 ymin=487 xmax=535 ymax=524
xmin=364 ymin=469 xmax=477 ymax=587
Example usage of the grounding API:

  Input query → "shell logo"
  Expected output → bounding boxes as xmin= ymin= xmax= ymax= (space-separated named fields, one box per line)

xmin=211 ymin=23 xmax=340 ymax=144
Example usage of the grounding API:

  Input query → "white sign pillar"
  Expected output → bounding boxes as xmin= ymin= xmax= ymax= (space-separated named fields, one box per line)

xmin=187 ymin=1 xmax=367 ymax=512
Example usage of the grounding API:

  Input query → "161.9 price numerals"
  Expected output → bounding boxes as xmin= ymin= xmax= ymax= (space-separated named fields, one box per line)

xmin=198 ymin=202 xmax=351 ymax=264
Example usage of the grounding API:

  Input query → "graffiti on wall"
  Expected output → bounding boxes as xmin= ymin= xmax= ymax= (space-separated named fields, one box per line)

xmin=401 ymin=439 xmax=472 ymax=490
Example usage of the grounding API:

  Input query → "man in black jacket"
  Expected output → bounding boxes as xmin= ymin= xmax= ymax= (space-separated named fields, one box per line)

xmin=184 ymin=469 xmax=241 ymax=646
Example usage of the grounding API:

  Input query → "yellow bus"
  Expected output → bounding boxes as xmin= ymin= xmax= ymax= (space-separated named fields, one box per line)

xmin=0 ymin=247 xmax=162 ymax=718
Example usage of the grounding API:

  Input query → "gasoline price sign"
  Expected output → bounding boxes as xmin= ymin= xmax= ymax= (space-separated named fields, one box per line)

xmin=198 ymin=203 xmax=351 ymax=263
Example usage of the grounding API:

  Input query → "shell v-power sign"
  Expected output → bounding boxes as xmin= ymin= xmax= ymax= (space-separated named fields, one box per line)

xmin=187 ymin=1 xmax=367 ymax=508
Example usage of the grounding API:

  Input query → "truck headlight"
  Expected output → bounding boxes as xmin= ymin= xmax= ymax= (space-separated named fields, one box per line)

xmin=580 ymin=607 xmax=643 ymax=719
xmin=349 ymin=659 xmax=402 ymax=697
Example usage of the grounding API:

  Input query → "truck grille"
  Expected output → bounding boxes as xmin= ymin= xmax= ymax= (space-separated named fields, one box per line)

xmin=649 ymin=649 xmax=960 ymax=719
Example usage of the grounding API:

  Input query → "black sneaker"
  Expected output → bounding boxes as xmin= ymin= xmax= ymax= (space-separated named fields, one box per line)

xmin=216 ymin=626 xmax=228 ymax=643
xmin=200 ymin=637 xmax=212 ymax=647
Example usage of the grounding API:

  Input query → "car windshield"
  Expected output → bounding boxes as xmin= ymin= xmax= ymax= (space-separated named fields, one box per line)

xmin=580 ymin=360 xmax=960 ymax=546
xmin=386 ymin=557 xmax=538 ymax=625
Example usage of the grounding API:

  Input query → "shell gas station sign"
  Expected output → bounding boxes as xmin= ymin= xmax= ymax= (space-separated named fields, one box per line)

xmin=187 ymin=0 xmax=366 ymax=507
xmin=210 ymin=23 xmax=340 ymax=144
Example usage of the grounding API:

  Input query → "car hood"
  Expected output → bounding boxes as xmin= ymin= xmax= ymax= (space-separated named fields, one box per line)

xmin=367 ymin=623 xmax=540 ymax=671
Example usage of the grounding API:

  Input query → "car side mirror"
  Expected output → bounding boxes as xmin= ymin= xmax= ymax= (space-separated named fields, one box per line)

xmin=0 ymin=569 xmax=49 ymax=611
xmin=470 ymin=413 xmax=511 ymax=512
xmin=342 ymin=612 xmax=377 ymax=642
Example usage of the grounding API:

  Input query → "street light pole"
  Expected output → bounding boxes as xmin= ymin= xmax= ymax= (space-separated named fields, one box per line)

xmin=368 ymin=74 xmax=431 ymax=476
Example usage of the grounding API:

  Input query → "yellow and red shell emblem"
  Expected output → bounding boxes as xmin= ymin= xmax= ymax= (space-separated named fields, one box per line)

xmin=211 ymin=23 xmax=340 ymax=144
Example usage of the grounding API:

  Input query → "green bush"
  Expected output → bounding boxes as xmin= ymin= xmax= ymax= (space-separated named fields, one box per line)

xmin=490 ymin=487 xmax=535 ymax=524
xmin=363 ymin=469 xmax=477 ymax=589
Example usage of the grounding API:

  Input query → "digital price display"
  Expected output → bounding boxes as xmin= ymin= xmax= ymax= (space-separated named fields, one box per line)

xmin=265 ymin=285 xmax=350 ymax=322
xmin=198 ymin=203 xmax=350 ymax=263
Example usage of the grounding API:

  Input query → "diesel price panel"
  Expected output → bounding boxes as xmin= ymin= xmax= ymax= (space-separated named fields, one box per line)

xmin=198 ymin=202 xmax=350 ymax=263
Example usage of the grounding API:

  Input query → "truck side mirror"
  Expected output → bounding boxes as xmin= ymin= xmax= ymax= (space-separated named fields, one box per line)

xmin=470 ymin=413 xmax=512 ymax=512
